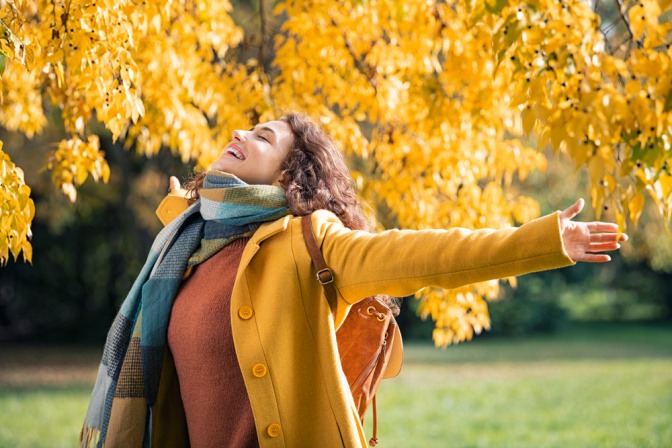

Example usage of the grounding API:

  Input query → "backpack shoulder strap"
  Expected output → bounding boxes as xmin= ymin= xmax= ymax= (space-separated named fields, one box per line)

xmin=301 ymin=214 xmax=338 ymax=315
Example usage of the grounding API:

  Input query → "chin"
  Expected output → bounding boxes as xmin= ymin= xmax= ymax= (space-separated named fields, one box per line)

xmin=209 ymin=162 xmax=234 ymax=173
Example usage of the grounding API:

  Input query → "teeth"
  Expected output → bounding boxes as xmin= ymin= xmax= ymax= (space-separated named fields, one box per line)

xmin=227 ymin=148 xmax=244 ymax=160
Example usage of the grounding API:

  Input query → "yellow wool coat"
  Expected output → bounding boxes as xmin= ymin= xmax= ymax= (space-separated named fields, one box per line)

xmin=155 ymin=198 xmax=574 ymax=447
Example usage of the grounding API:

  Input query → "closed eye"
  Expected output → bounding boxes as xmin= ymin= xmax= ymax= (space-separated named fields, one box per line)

xmin=251 ymin=125 xmax=277 ymax=145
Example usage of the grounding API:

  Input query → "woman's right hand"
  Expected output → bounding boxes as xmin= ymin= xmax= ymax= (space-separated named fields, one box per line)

xmin=559 ymin=198 xmax=628 ymax=263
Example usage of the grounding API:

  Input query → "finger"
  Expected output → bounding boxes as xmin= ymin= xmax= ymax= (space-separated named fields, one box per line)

xmin=586 ymin=222 xmax=620 ymax=233
xmin=560 ymin=198 xmax=584 ymax=220
xmin=169 ymin=176 xmax=181 ymax=192
xmin=576 ymin=253 xmax=612 ymax=263
xmin=589 ymin=233 xmax=625 ymax=243
xmin=587 ymin=242 xmax=621 ymax=252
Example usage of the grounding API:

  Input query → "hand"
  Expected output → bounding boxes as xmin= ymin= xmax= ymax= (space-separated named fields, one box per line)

xmin=559 ymin=198 xmax=628 ymax=263
xmin=169 ymin=176 xmax=181 ymax=193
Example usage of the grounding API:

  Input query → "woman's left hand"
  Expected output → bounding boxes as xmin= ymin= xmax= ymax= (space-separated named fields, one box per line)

xmin=559 ymin=198 xmax=628 ymax=263
xmin=169 ymin=176 xmax=181 ymax=192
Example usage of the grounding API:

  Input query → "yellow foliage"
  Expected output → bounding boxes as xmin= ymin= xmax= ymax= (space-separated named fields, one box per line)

xmin=47 ymin=135 xmax=109 ymax=202
xmin=0 ymin=141 xmax=34 ymax=265
xmin=1 ymin=0 xmax=671 ymax=345
xmin=495 ymin=0 xmax=672 ymax=232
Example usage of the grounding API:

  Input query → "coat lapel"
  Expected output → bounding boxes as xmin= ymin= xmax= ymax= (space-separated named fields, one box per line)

xmin=236 ymin=215 xmax=292 ymax=280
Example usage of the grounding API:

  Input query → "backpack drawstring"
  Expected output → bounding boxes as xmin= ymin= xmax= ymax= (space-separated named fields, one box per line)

xmin=368 ymin=396 xmax=379 ymax=446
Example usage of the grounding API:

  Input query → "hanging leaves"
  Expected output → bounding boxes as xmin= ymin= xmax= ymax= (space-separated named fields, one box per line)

xmin=490 ymin=0 xmax=672 ymax=230
xmin=0 ymin=141 xmax=34 ymax=265
xmin=47 ymin=135 xmax=109 ymax=202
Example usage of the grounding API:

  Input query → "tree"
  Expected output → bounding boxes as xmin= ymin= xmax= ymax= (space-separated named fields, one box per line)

xmin=1 ymin=0 xmax=671 ymax=346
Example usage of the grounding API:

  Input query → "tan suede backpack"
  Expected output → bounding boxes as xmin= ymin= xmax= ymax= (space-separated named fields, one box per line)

xmin=301 ymin=215 xmax=403 ymax=446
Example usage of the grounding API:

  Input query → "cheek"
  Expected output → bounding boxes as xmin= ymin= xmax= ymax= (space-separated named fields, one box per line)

xmin=267 ymin=152 xmax=288 ymax=172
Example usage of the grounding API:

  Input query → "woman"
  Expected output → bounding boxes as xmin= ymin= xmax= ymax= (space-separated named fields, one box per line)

xmin=81 ymin=113 xmax=626 ymax=448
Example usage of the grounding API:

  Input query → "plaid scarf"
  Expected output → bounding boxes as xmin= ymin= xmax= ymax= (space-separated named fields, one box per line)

xmin=80 ymin=171 xmax=290 ymax=447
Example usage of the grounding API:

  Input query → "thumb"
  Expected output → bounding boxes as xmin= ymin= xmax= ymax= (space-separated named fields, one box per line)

xmin=560 ymin=198 xmax=584 ymax=221
xmin=169 ymin=176 xmax=181 ymax=192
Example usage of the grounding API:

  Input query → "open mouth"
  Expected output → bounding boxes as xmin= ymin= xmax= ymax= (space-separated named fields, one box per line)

xmin=226 ymin=146 xmax=246 ymax=160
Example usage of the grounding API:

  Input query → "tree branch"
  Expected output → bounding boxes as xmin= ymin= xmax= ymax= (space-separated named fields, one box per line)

xmin=258 ymin=0 xmax=266 ymax=66
xmin=593 ymin=0 xmax=602 ymax=15
xmin=329 ymin=17 xmax=378 ymax=92
xmin=614 ymin=0 xmax=635 ymax=42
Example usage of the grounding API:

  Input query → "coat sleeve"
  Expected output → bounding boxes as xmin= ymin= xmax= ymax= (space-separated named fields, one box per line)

xmin=311 ymin=210 xmax=575 ymax=304
xmin=155 ymin=191 xmax=190 ymax=226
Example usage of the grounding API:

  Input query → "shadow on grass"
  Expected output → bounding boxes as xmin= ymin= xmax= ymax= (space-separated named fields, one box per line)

xmin=0 ymin=344 xmax=101 ymax=389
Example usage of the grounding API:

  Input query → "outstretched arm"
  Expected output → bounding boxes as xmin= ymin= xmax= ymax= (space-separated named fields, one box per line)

xmin=559 ymin=198 xmax=628 ymax=263
xmin=162 ymin=177 xmax=626 ymax=266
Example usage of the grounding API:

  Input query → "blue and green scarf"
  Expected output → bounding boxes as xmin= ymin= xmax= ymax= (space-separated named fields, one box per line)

xmin=80 ymin=171 xmax=290 ymax=447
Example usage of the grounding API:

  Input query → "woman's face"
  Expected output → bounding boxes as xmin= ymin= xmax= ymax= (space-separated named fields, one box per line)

xmin=210 ymin=120 xmax=294 ymax=186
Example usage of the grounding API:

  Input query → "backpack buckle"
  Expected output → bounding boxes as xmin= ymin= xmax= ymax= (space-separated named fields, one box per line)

xmin=316 ymin=268 xmax=334 ymax=285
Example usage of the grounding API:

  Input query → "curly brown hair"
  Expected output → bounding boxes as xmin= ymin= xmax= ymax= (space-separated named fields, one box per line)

xmin=184 ymin=113 xmax=369 ymax=231
xmin=278 ymin=113 xmax=370 ymax=231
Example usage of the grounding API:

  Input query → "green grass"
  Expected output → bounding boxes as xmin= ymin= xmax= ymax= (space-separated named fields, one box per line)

xmin=0 ymin=386 xmax=91 ymax=448
xmin=369 ymin=323 xmax=672 ymax=448
xmin=0 ymin=345 xmax=100 ymax=448
xmin=1 ymin=323 xmax=671 ymax=448
xmin=372 ymin=359 xmax=671 ymax=447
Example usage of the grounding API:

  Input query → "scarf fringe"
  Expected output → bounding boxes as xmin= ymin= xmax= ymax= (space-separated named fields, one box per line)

xmin=80 ymin=424 xmax=100 ymax=448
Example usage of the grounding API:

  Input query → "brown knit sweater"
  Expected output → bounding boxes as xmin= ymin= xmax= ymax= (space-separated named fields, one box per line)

xmin=167 ymin=237 xmax=258 ymax=448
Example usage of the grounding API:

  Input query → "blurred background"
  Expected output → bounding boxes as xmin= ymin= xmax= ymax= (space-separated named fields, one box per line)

xmin=2 ymin=118 xmax=671 ymax=448
xmin=2 ymin=0 xmax=672 ymax=446
xmin=4 ymin=138 xmax=671 ymax=345
xmin=7 ymin=132 xmax=671 ymax=348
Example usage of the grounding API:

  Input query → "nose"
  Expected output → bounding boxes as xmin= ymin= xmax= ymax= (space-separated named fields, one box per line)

xmin=232 ymin=130 xmax=247 ymax=142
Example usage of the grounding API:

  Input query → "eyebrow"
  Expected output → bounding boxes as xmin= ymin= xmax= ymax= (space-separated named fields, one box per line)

xmin=251 ymin=126 xmax=278 ymax=141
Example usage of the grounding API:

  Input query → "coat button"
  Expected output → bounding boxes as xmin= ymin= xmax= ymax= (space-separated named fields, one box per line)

xmin=252 ymin=363 xmax=267 ymax=378
xmin=238 ymin=306 xmax=253 ymax=320
xmin=267 ymin=423 xmax=281 ymax=437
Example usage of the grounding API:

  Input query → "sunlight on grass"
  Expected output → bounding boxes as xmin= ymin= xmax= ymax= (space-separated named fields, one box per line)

xmin=1 ymin=323 xmax=670 ymax=447
xmin=371 ymin=359 xmax=671 ymax=447
xmin=0 ymin=387 xmax=90 ymax=448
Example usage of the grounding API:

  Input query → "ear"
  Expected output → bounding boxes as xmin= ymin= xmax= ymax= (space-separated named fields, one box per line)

xmin=271 ymin=172 xmax=286 ymax=188
xmin=272 ymin=164 xmax=291 ymax=188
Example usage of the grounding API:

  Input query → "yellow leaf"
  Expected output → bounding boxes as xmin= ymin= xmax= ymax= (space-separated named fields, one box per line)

xmin=628 ymin=6 xmax=646 ymax=40
xmin=21 ymin=240 xmax=33 ymax=264
xmin=625 ymin=80 xmax=641 ymax=96
xmin=592 ymin=185 xmax=605 ymax=219
xmin=616 ymin=210 xmax=626 ymax=232
xmin=629 ymin=192 xmax=646 ymax=225
xmin=550 ymin=126 xmax=566 ymax=151
xmin=522 ymin=107 xmax=535 ymax=136
xmin=537 ymin=127 xmax=550 ymax=150
xmin=604 ymin=173 xmax=617 ymax=193
xmin=589 ymin=156 xmax=605 ymax=185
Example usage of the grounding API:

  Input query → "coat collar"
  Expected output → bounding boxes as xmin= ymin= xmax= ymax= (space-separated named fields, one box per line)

xmin=235 ymin=215 xmax=292 ymax=284
xmin=250 ymin=215 xmax=293 ymax=245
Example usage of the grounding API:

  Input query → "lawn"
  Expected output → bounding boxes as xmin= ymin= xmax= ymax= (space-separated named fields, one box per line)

xmin=1 ymin=322 xmax=671 ymax=448
xmin=370 ymin=323 xmax=672 ymax=448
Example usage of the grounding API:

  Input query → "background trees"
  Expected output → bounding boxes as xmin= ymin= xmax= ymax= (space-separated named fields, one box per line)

xmin=1 ymin=0 xmax=671 ymax=345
